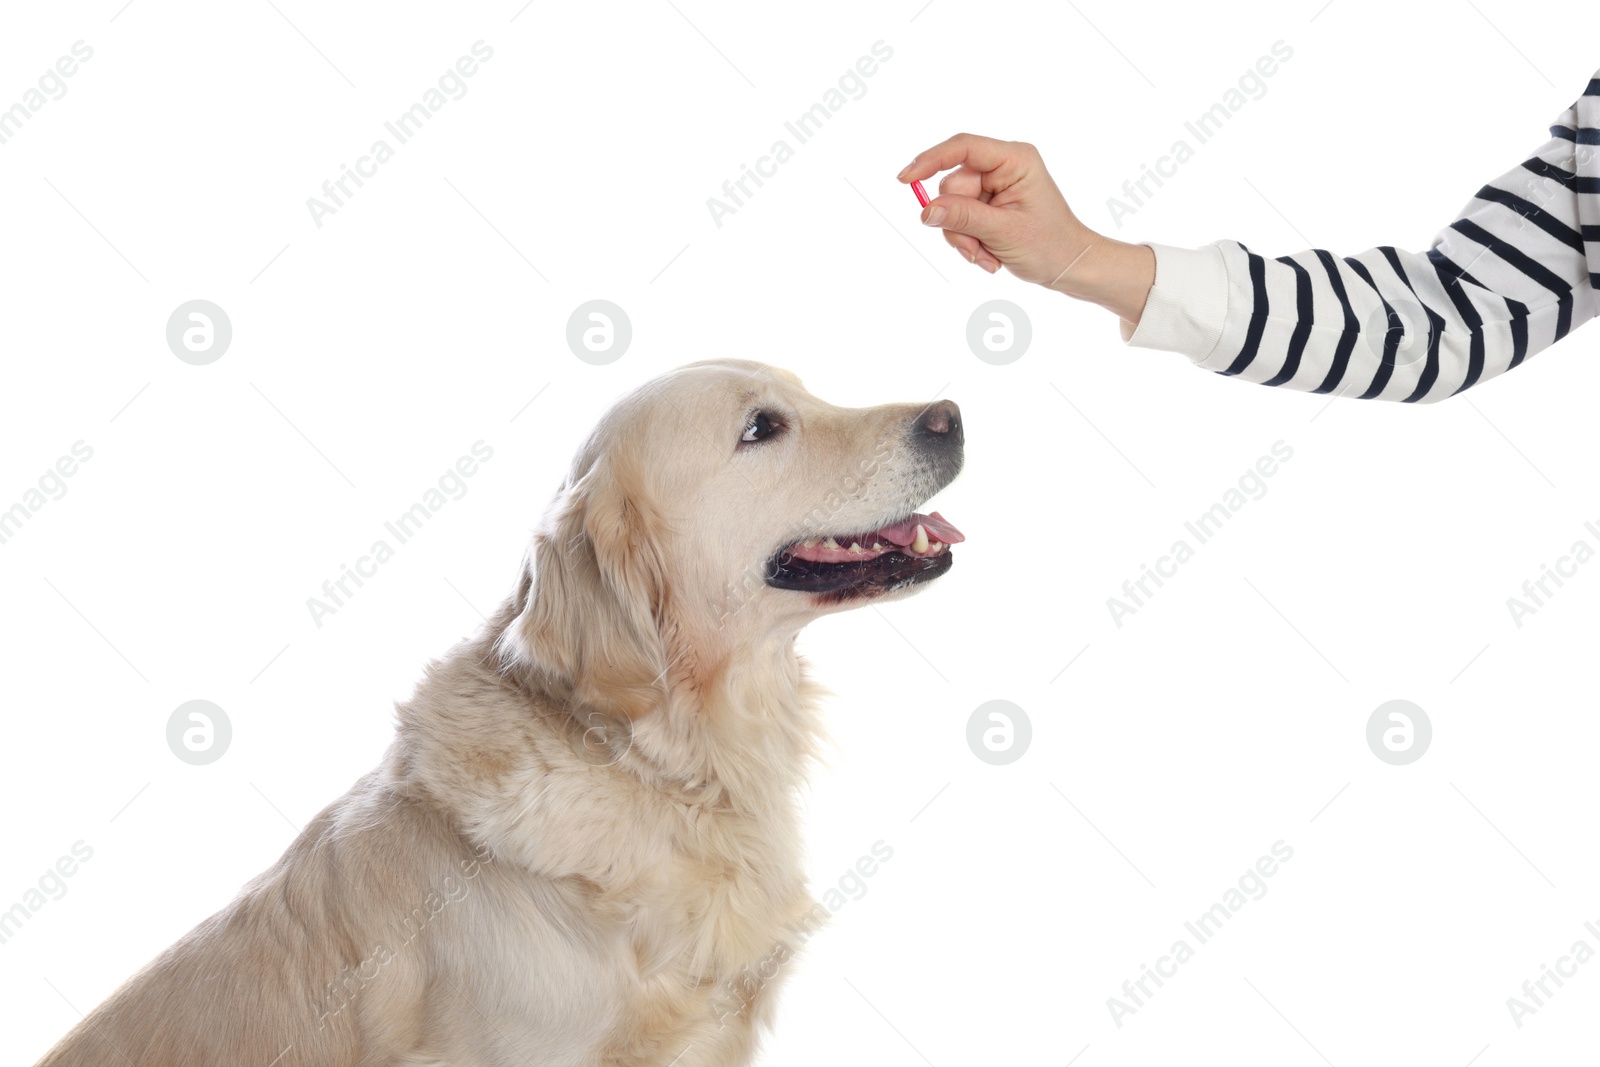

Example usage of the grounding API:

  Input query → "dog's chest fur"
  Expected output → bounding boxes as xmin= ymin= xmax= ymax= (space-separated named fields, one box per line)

xmin=601 ymin=808 xmax=818 ymax=1065
xmin=400 ymin=639 xmax=823 ymax=1066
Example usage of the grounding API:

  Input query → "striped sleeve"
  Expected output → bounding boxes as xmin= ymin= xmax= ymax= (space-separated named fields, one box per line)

xmin=1124 ymin=71 xmax=1600 ymax=403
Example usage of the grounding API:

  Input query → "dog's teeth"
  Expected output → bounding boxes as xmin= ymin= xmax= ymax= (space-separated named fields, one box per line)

xmin=849 ymin=541 xmax=863 ymax=552
xmin=872 ymin=542 xmax=886 ymax=551
xmin=822 ymin=536 xmax=840 ymax=550
xmin=802 ymin=538 xmax=820 ymax=548
xmin=911 ymin=524 xmax=930 ymax=554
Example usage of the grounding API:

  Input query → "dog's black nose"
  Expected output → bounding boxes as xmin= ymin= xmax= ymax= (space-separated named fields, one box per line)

xmin=915 ymin=400 xmax=963 ymax=447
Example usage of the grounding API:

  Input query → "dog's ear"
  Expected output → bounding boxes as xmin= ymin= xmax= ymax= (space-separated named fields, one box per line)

xmin=501 ymin=458 xmax=671 ymax=721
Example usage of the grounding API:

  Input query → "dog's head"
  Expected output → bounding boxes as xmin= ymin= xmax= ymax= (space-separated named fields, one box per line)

xmin=500 ymin=359 xmax=964 ymax=719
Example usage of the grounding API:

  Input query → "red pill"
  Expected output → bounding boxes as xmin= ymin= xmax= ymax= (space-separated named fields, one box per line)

xmin=911 ymin=179 xmax=930 ymax=208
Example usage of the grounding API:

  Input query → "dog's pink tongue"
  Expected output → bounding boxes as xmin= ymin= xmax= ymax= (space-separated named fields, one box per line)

xmin=879 ymin=511 xmax=965 ymax=546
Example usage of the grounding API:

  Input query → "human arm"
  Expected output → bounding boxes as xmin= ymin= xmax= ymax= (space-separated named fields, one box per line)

xmin=900 ymin=72 xmax=1600 ymax=402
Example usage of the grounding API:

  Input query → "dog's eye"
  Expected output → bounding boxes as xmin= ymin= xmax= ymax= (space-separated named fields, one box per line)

xmin=740 ymin=411 xmax=780 ymax=445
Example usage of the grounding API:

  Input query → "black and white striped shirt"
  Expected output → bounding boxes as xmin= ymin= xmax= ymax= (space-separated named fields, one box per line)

xmin=1126 ymin=70 xmax=1600 ymax=403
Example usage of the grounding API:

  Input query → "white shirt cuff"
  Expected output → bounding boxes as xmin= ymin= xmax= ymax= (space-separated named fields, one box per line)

xmin=1118 ymin=242 xmax=1230 ymax=366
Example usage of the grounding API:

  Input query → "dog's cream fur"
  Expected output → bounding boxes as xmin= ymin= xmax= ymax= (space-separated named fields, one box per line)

xmin=37 ymin=360 xmax=960 ymax=1067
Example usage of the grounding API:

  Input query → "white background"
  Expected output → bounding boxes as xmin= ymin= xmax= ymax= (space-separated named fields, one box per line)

xmin=2 ymin=1 xmax=1597 ymax=1064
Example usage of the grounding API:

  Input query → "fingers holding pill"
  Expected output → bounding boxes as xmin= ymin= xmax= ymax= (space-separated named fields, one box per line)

xmin=896 ymin=132 xmax=1032 ymax=189
xmin=900 ymin=132 xmax=1103 ymax=287
xmin=938 ymin=166 xmax=989 ymax=201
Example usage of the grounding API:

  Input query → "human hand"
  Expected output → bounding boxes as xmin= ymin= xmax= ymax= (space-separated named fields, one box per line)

xmin=898 ymin=133 xmax=1154 ymax=324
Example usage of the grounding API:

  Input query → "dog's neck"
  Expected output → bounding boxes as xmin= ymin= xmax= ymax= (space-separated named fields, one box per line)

xmin=392 ymin=608 xmax=822 ymax=988
xmin=635 ymin=627 xmax=824 ymax=809
xmin=487 ymin=586 xmax=825 ymax=812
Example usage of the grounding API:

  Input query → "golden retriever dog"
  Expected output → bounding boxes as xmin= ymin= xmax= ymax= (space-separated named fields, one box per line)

xmin=36 ymin=360 xmax=964 ymax=1067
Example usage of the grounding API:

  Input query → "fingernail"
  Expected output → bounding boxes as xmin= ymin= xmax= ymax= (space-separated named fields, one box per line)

xmin=982 ymin=260 xmax=1000 ymax=274
xmin=965 ymin=251 xmax=976 ymax=263
xmin=896 ymin=162 xmax=916 ymax=180
xmin=922 ymin=206 xmax=946 ymax=227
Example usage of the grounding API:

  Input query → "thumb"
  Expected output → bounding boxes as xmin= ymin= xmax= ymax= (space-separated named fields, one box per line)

xmin=921 ymin=194 xmax=1014 ymax=244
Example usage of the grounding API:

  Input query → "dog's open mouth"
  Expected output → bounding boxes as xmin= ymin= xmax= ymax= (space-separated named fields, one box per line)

xmin=765 ymin=511 xmax=965 ymax=598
